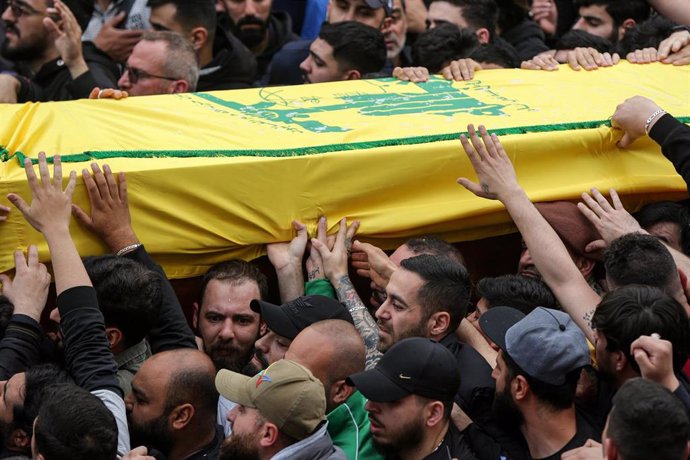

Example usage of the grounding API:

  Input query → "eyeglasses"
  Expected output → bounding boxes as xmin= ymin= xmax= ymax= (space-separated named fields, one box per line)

xmin=5 ymin=0 xmax=43 ymax=17
xmin=123 ymin=65 xmax=177 ymax=84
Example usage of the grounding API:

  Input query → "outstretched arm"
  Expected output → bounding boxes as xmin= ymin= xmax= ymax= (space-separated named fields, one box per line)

xmin=311 ymin=218 xmax=383 ymax=370
xmin=72 ymin=163 xmax=196 ymax=352
xmin=457 ymin=125 xmax=601 ymax=343
xmin=267 ymin=221 xmax=308 ymax=303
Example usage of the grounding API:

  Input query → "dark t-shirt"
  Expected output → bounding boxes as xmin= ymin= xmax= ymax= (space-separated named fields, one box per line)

xmin=423 ymin=424 xmax=479 ymax=460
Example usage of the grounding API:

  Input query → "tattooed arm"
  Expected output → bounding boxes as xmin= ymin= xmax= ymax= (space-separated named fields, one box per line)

xmin=333 ymin=274 xmax=382 ymax=369
xmin=311 ymin=218 xmax=383 ymax=369
xmin=457 ymin=124 xmax=601 ymax=343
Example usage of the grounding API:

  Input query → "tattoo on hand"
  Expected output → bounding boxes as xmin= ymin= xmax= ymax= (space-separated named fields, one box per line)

xmin=308 ymin=267 xmax=321 ymax=281
xmin=481 ymin=182 xmax=490 ymax=194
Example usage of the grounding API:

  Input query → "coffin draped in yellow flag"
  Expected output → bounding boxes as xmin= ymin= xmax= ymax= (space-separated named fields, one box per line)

xmin=1 ymin=62 xmax=689 ymax=277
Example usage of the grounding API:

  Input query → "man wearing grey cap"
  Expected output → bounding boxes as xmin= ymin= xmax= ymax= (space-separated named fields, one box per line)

xmin=215 ymin=359 xmax=346 ymax=459
xmin=347 ymin=337 xmax=478 ymax=460
xmin=471 ymin=306 xmax=599 ymax=460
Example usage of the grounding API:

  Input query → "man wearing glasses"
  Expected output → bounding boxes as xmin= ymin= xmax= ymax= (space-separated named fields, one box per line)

xmin=0 ymin=0 xmax=119 ymax=102
xmin=116 ymin=30 xmax=198 ymax=96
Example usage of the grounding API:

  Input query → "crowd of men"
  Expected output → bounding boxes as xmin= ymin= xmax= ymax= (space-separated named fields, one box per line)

xmin=1 ymin=0 xmax=690 ymax=459
xmin=0 ymin=0 xmax=689 ymax=100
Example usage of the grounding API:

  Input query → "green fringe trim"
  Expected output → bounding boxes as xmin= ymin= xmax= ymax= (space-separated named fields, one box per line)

xmin=3 ymin=117 xmax=690 ymax=165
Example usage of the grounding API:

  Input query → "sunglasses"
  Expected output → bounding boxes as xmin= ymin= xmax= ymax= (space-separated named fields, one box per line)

xmin=124 ymin=65 xmax=177 ymax=84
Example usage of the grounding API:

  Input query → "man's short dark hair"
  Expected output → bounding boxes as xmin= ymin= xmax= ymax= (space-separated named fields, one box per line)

xmin=477 ymin=275 xmax=556 ymax=315
xmin=502 ymin=351 xmax=580 ymax=410
xmin=399 ymin=254 xmax=471 ymax=332
xmin=616 ymin=16 xmax=678 ymax=56
xmin=634 ymin=200 xmax=690 ymax=255
xmin=604 ymin=233 xmax=677 ymax=293
xmin=592 ymin=285 xmax=689 ymax=373
xmin=574 ymin=0 xmax=650 ymax=28
xmin=199 ymin=259 xmax=269 ymax=305
xmin=555 ymin=29 xmax=613 ymax=52
xmin=468 ymin=42 xmax=519 ymax=68
xmin=34 ymin=384 xmax=118 ymax=460
xmin=405 ymin=235 xmax=466 ymax=266
xmin=13 ymin=365 xmax=73 ymax=438
xmin=411 ymin=25 xmax=480 ymax=73
xmin=165 ymin=368 xmax=219 ymax=418
xmin=428 ymin=0 xmax=498 ymax=39
xmin=608 ymin=378 xmax=690 ymax=460
xmin=147 ymin=0 xmax=216 ymax=41
xmin=318 ymin=21 xmax=387 ymax=76
xmin=84 ymin=256 xmax=162 ymax=348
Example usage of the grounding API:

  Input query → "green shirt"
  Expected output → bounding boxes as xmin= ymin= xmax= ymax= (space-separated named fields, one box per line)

xmin=327 ymin=390 xmax=384 ymax=460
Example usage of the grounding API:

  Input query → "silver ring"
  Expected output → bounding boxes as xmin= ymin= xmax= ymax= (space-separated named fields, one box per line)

xmin=651 ymin=333 xmax=661 ymax=339
xmin=98 ymin=89 xmax=105 ymax=99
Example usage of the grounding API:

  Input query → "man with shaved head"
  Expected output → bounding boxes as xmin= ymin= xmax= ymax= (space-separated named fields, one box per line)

xmin=125 ymin=349 xmax=223 ymax=459
xmin=286 ymin=319 xmax=383 ymax=460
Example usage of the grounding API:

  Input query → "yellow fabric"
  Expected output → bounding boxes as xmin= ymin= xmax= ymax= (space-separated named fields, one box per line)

xmin=1 ymin=62 xmax=688 ymax=278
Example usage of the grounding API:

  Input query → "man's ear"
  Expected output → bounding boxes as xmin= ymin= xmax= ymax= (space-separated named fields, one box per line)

xmin=170 ymin=403 xmax=195 ymax=430
xmin=169 ymin=80 xmax=190 ymax=94
xmin=189 ymin=27 xmax=209 ymax=50
xmin=330 ymin=379 xmax=355 ymax=406
xmin=475 ymin=27 xmax=490 ymax=44
xmin=513 ymin=375 xmax=529 ymax=401
xmin=9 ymin=427 xmax=30 ymax=449
xmin=617 ymin=19 xmax=636 ymax=41
xmin=575 ymin=256 xmax=595 ymax=279
xmin=427 ymin=311 xmax=451 ymax=337
xmin=604 ymin=437 xmax=618 ymax=460
xmin=105 ymin=327 xmax=124 ymax=350
xmin=259 ymin=320 xmax=267 ymax=336
xmin=343 ymin=69 xmax=362 ymax=81
xmin=259 ymin=421 xmax=280 ymax=447
xmin=424 ymin=400 xmax=446 ymax=428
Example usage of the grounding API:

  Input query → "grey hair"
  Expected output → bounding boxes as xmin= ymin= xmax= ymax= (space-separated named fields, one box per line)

xmin=141 ymin=30 xmax=200 ymax=91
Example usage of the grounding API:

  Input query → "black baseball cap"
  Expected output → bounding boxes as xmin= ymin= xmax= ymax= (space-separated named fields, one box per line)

xmin=347 ymin=337 xmax=461 ymax=402
xmin=250 ymin=295 xmax=354 ymax=340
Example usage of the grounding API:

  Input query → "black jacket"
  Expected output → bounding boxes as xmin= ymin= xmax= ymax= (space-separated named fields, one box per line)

xmin=16 ymin=42 xmax=119 ymax=102
xmin=123 ymin=245 xmax=197 ymax=353
xmin=256 ymin=11 xmax=300 ymax=83
xmin=202 ymin=27 xmax=258 ymax=91
xmin=501 ymin=19 xmax=550 ymax=62
xmin=649 ymin=113 xmax=690 ymax=194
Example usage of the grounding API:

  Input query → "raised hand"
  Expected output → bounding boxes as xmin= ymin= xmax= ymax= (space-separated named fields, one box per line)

xmin=350 ymin=240 xmax=396 ymax=289
xmin=0 ymin=246 xmax=51 ymax=322
xmin=267 ymin=220 xmax=308 ymax=272
xmin=306 ymin=216 xmax=334 ymax=281
xmin=7 ymin=152 xmax=76 ymax=235
xmin=456 ymin=124 xmax=520 ymax=201
xmin=577 ymin=188 xmax=642 ymax=253
xmin=311 ymin=218 xmax=359 ymax=282
xmin=72 ymin=163 xmax=139 ymax=253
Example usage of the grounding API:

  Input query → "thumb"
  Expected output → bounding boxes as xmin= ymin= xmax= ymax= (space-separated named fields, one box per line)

xmin=71 ymin=204 xmax=94 ymax=229
xmin=0 ymin=274 xmax=11 ymax=291
xmin=43 ymin=17 xmax=62 ymax=38
xmin=456 ymin=178 xmax=485 ymax=196
xmin=584 ymin=239 xmax=607 ymax=253
xmin=7 ymin=193 xmax=29 ymax=215
xmin=617 ymin=132 xmax=635 ymax=148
